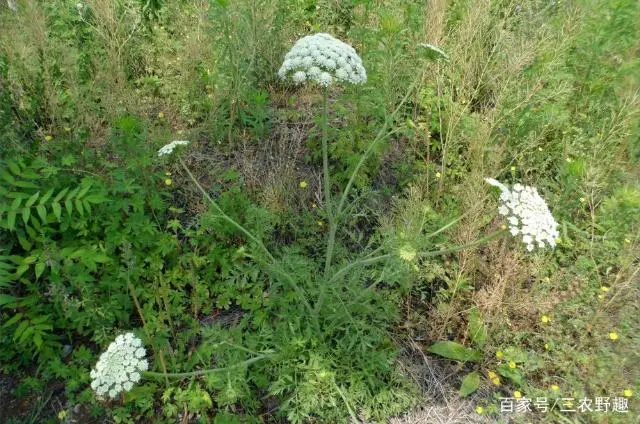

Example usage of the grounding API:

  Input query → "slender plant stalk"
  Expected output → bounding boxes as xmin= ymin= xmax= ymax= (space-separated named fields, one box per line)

xmin=126 ymin=279 xmax=148 ymax=328
xmin=322 ymin=80 xmax=420 ymax=274
xmin=329 ymin=230 xmax=507 ymax=285
xmin=314 ymin=81 xmax=420 ymax=317
xmin=179 ymin=157 xmax=320 ymax=331
xmin=322 ymin=89 xmax=336 ymax=277
xmin=158 ymin=349 xmax=170 ymax=386
xmin=335 ymin=80 xmax=419 ymax=219
xmin=179 ymin=158 xmax=275 ymax=262
xmin=143 ymin=353 xmax=272 ymax=379
xmin=126 ymin=274 xmax=170 ymax=385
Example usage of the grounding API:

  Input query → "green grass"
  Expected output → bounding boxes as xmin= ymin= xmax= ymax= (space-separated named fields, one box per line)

xmin=0 ymin=0 xmax=638 ymax=423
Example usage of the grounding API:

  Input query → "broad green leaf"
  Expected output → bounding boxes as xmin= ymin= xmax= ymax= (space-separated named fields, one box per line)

xmin=13 ymin=320 xmax=29 ymax=340
xmin=25 ymin=225 xmax=37 ymax=239
xmin=85 ymin=194 xmax=107 ymax=204
xmin=77 ymin=183 xmax=92 ymax=199
xmin=65 ymin=200 xmax=73 ymax=216
xmin=36 ymin=205 xmax=47 ymax=222
xmin=0 ymin=294 xmax=17 ymax=306
xmin=14 ymin=180 xmax=39 ymax=189
xmin=7 ymin=160 xmax=20 ymax=175
xmin=66 ymin=187 xmax=80 ymax=201
xmin=52 ymin=202 xmax=62 ymax=221
xmin=75 ymin=199 xmax=84 ymax=216
xmin=18 ymin=325 xmax=34 ymax=344
xmin=25 ymin=191 xmax=39 ymax=208
xmin=92 ymin=254 xmax=111 ymax=263
xmin=459 ymin=371 xmax=480 ymax=397
xmin=35 ymin=262 xmax=45 ymax=279
xmin=17 ymin=235 xmax=32 ymax=250
xmin=53 ymin=187 xmax=69 ymax=202
xmin=38 ymin=188 xmax=54 ymax=205
xmin=29 ymin=214 xmax=40 ymax=229
xmin=1 ymin=171 xmax=16 ymax=185
xmin=428 ymin=341 xmax=482 ymax=362
xmin=469 ymin=308 xmax=487 ymax=348
xmin=33 ymin=333 xmax=43 ymax=349
xmin=10 ymin=197 xmax=22 ymax=211
xmin=21 ymin=256 xmax=37 ymax=265
xmin=14 ymin=264 xmax=29 ymax=277
xmin=21 ymin=207 xmax=30 ymax=225
xmin=3 ymin=312 xmax=23 ymax=327
xmin=7 ymin=210 xmax=16 ymax=230
xmin=497 ymin=363 xmax=524 ymax=385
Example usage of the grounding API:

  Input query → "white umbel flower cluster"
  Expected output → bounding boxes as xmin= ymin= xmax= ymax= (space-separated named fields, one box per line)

xmin=90 ymin=333 xmax=148 ymax=398
xmin=485 ymin=178 xmax=559 ymax=251
xmin=278 ymin=33 xmax=367 ymax=87
xmin=157 ymin=140 xmax=189 ymax=157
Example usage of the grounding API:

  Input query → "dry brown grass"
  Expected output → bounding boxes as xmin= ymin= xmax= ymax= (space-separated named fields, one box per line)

xmin=390 ymin=338 xmax=494 ymax=424
xmin=423 ymin=0 xmax=448 ymax=45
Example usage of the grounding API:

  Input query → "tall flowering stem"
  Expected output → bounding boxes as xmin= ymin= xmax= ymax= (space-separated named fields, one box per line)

xmin=320 ymin=80 xmax=419 ymax=286
xmin=91 ymin=334 xmax=273 ymax=398
xmin=329 ymin=229 xmax=507 ymax=285
xmin=321 ymin=89 xmax=336 ymax=277
xmin=143 ymin=353 xmax=273 ymax=379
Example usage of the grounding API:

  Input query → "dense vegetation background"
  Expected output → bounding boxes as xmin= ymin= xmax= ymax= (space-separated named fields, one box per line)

xmin=0 ymin=0 xmax=638 ymax=423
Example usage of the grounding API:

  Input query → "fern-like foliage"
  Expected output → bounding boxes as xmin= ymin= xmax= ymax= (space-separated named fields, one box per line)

xmin=0 ymin=158 xmax=107 ymax=362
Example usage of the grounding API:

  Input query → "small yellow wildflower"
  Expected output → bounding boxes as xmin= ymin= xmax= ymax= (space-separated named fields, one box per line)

xmin=579 ymin=197 xmax=586 ymax=203
xmin=165 ymin=171 xmax=171 ymax=176
xmin=317 ymin=220 xmax=324 ymax=227
xmin=496 ymin=351 xmax=504 ymax=359
xmin=566 ymin=157 xmax=573 ymax=163
xmin=544 ymin=343 xmax=550 ymax=350
xmin=57 ymin=410 xmax=67 ymax=420
xmin=513 ymin=391 xmax=522 ymax=398
xmin=435 ymin=172 xmax=441 ymax=179
xmin=624 ymin=238 xmax=631 ymax=244
xmin=312 ymin=203 xmax=317 ymax=209
xmin=475 ymin=406 xmax=484 ymax=415
xmin=164 ymin=178 xmax=172 ymax=186
xmin=158 ymin=112 xmax=165 ymax=119
xmin=623 ymin=389 xmax=633 ymax=398
xmin=600 ymin=286 xmax=609 ymax=293
xmin=500 ymin=224 xmax=507 ymax=230
xmin=609 ymin=332 xmax=619 ymax=341
xmin=508 ymin=361 xmax=517 ymax=369
xmin=538 ymin=147 xmax=543 ymax=151
xmin=543 ymin=277 xmax=551 ymax=283
xmin=541 ymin=315 xmax=551 ymax=324
xmin=597 ymin=294 xmax=604 ymax=301
xmin=399 ymin=244 xmax=417 ymax=262
xmin=510 ymin=166 xmax=516 ymax=171
xmin=551 ymin=384 xmax=560 ymax=392
xmin=44 ymin=135 xmax=53 ymax=141
xmin=556 ymin=237 xmax=562 ymax=245
xmin=299 ymin=180 xmax=308 ymax=189
xmin=488 ymin=371 xmax=498 ymax=379
xmin=491 ymin=377 xmax=501 ymax=386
